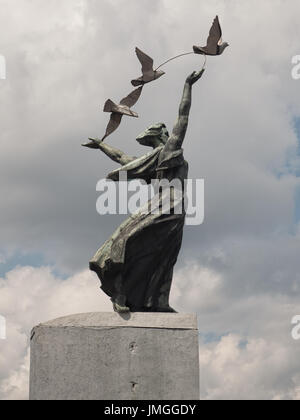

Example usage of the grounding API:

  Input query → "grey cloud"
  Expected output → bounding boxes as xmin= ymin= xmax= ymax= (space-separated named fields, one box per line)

xmin=1 ymin=0 xmax=300 ymax=400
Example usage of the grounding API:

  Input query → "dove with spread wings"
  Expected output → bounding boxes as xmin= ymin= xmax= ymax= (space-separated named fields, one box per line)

xmin=193 ymin=16 xmax=229 ymax=56
xmin=98 ymin=87 xmax=143 ymax=144
xmin=131 ymin=48 xmax=165 ymax=87
xmin=83 ymin=87 xmax=143 ymax=148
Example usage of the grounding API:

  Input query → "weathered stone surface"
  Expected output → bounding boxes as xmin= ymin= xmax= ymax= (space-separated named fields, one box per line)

xmin=30 ymin=312 xmax=199 ymax=401
xmin=41 ymin=312 xmax=198 ymax=330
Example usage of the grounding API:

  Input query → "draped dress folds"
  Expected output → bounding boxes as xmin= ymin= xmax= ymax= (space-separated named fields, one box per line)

xmin=90 ymin=145 xmax=188 ymax=311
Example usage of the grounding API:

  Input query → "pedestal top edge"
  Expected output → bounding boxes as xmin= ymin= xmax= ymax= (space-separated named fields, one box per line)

xmin=36 ymin=312 xmax=198 ymax=330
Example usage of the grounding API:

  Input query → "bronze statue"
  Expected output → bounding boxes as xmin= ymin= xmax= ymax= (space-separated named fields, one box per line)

xmin=131 ymin=48 xmax=166 ymax=87
xmin=193 ymin=16 xmax=229 ymax=56
xmin=83 ymin=70 xmax=205 ymax=313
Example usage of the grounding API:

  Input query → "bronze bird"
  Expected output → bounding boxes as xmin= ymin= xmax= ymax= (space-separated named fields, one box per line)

xmin=131 ymin=48 xmax=165 ymax=87
xmin=99 ymin=87 xmax=143 ymax=142
xmin=193 ymin=16 xmax=229 ymax=56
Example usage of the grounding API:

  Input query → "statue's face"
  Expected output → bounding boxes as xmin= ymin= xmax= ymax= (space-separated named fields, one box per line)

xmin=137 ymin=123 xmax=169 ymax=148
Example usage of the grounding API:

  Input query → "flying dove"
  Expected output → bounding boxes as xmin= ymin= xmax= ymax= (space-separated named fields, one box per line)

xmin=83 ymin=87 xmax=143 ymax=147
xmin=193 ymin=16 xmax=229 ymax=56
xmin=100 ymin=87 xmax=143 ymax=142
xmin=131 ymin=48 xmax=165 ymax=87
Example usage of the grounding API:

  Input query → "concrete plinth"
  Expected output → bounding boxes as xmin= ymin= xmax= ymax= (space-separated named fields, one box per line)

xmin=30 ymin=312 xmax=199 ymax=400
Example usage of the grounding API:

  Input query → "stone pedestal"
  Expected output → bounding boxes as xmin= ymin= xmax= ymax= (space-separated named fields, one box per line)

xmin=30 ymin=312 xmax=199 ymax=400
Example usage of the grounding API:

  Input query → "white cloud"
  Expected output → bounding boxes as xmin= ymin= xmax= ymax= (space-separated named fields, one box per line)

xmin=171 ymin=261 xmax=300 ymax=400
xmin=0 ymin=266 xmax=111 ymax=400
xmin=172 ymin=264 xmax=224 ymax=312
xmin=200 ymin=334 xmax=300 ymax=400
xmin=0 ymin=350 xmax=30 ymax=401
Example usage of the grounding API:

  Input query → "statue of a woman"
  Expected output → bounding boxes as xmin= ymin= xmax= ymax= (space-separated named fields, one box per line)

xmin=84 ymin=70 xmax=205 ymax=313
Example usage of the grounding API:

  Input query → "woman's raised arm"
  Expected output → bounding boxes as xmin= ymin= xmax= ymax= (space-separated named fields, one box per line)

xmin=164 ymin=69 xmax=205 ymax=152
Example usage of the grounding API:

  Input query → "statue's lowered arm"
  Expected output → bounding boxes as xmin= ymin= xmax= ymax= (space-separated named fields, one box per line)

xmin=164 ymin=69 xmax=205 ymax=153
xmin=83 ymin=138 xmax=136 ymax=166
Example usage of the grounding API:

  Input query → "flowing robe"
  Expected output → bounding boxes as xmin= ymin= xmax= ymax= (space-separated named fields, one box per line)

xmin=90 ymin=145 xmax=188 ymax=311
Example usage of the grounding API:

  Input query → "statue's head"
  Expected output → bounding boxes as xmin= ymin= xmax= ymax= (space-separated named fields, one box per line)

xmin=136 ymin=123 xmax=169 ymax=149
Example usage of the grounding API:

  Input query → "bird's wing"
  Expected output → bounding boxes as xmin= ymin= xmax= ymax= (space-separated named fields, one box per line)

xmin=206 ymin=16 xmax=222 ymax=49
xmin=135 ymin=47 xmax=154 ymax=73
xmin=102 ymin=113 xmax=123 ymax=140
xmin=120 ymin=87 xmax=143 ymax=108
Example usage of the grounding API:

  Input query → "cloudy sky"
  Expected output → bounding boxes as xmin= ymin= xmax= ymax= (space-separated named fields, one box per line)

xmin=1 ymin=0 xmax=300 ymax=400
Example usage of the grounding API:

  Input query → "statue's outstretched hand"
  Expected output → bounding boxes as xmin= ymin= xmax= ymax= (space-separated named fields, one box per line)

xmin=82 ymin=137 xmax=103 ymax=149
xmin=186 ymin=69 xmax=205 ymax=86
